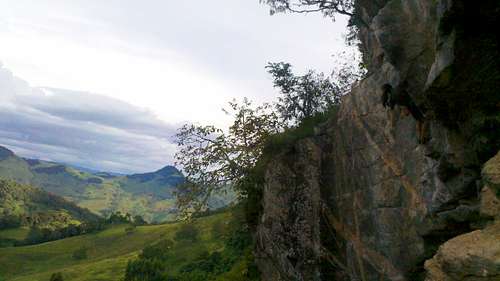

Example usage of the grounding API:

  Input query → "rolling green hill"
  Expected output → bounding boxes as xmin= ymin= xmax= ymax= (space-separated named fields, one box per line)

xmin=0 ymin=179 xmax=99 ymax=230
xmin=0 ymin=146 xmax=185 ymax=222
xmin=0 ymin=211 xmax=257 ymax=281
xmin=0 ymin=178 xmax=101 ymax=247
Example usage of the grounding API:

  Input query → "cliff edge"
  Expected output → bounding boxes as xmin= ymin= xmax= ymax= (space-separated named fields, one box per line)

xmin=254 ymin=0 xmax=500 ymax=280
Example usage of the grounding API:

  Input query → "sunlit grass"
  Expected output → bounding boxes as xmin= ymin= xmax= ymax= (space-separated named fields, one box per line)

xmin=0 ymin=212 xmax=231 ymax=281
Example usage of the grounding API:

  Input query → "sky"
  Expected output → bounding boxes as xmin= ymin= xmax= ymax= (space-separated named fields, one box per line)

xmin=0 ymin=0 xmax=351 ymax=174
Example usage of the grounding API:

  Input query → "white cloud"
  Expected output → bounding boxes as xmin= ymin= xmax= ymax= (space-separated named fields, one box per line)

xmin=0 ymin=0 xmax=353 ymax=173
xmin=0 ymin=66 xmax=178 ymax=174
xmin=0 ymin=0 xmax=349 ymax=127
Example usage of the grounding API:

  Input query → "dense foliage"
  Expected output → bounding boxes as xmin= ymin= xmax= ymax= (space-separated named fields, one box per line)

xmin=19 ymin=221 xmax=105 ymax=246
xmin=107 ymin=211 xmax=133 ymax=224
xmin=0 ymin=213 xmax=232 ymax=281
xmin=125 ymin=259 xmax=169 ymax=281
xmin=0 ymin=178 xmax=154 ymax=247
xmin=124 ymin=209 xmax=259 ymax=281
xmin=0 ymin=178 xmax=108 ymax=246
xmin=267 ymin=62 xmax=343 ymax=124
xmin=18 ymin=212 xmax=148 ymax=246
xmin=0 ymin=178 xmax=99 ymax=229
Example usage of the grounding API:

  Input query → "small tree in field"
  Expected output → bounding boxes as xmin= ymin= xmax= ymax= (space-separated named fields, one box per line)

xmin=133 ymin=215 xmax=147 ymax=226
xmin=174 ymin=98 xmax=282 ymax=214
xmin=49 ymin=272 xmax=64 ymax=281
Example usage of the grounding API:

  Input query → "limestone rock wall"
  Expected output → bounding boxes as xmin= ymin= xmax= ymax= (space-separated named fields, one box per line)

xmin=254 ymin=0 xmax=500 ymax=280
xmin=255 ymin=139 xmax=323 ymax=281
xmin=425 ymin=152 xmax=500 ymax=281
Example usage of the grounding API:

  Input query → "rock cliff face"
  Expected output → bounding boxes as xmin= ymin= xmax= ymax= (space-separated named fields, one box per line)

xmin=254 ymin=0 xmax=500 ymax=280
xmin=425 ymin=153 xmax=500 ymax=281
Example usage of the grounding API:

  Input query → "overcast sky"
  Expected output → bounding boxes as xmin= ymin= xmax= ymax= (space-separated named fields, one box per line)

xmin=0 ymin=0 xmax=350 ymax=173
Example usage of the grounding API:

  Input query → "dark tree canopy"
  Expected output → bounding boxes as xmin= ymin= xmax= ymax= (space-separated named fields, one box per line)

xmin=49 ymin=272 xmax=64 ymax=281
xmin=261 ymin=0 xmax=355 ymax=17
xmin=124 ymin=259 xmax=167 ymax=281
xmin=267 ymin=62 xmax=348 ymax=124
xmin=133 ymin=215 xmax=147 ymax=226
xmin=261 ymin=0 xmax=367 ymax=45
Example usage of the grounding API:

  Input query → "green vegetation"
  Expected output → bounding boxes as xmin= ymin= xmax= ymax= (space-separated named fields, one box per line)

xmin=169 ymin=56 xmax=347 ymax=281
xmin=174 ymin=223 xmax=199 ymax=242
xmin=0 ymin=3 xmax=362 ymax=279
xmin=0 ymin=148 xmax=187 ymax=222
xmin=170 ymin=65 xmax=341 ymax=279
xmin=264 ymin=106 xmax=338 ymax=154
xmin=72 ymin=247 xmax=88 ymax=260
xmin=0 ymin=211 xmax=256 ymax=281
xmin=266 ymin=62 xmax=343 ymax=123
xmin=49 ymin=272 xmax=64 ymax=281
xmin=174 ymin=99 xmax=281 ymax=214
xmin=0 ymin=228 xmax=30 ymax=247
xmin=174 ymin=55 xmax=357 ymax=217
xmin=0 ymin=178 xmax=86 ymax=227
xmin=124 ymin=208 xmax=259 ymax=281
xmin=0 ymin=227 xmax=30 ymax=241
xmin=0 ymin=178 xmax=105 ymax=246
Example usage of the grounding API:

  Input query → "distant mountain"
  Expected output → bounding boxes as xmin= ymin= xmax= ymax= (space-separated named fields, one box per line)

xmin=0 ymin=145 xmax=185 ymax=222
xmin=121 ymin=166 xmax=184 ymax=198
xmin=63 ymin=164 xmax=124 ymax=177
xmin=0 ymin=178 xmax=99 ymax=230
xmin=0 ymin=146 xmax=14 ymax=160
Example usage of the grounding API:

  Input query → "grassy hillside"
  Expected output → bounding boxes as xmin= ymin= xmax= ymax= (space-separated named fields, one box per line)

xmin=0 ymin=178 xmax=99 ymax=230
xmin=0 ymin=211 xmax=257 ymax=281
xmin=0 ymin=154 xmax=33 ymax=184
xmin=0 ymin=146 xmax=185 ymax=222
xmin=0 ymin=227 xmax=30 ymax=241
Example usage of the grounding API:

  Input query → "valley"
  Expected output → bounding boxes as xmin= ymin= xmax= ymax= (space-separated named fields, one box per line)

xmin=0 ymin=211 xmax=255 ymax=281
xmin=0 ymin=145 xmax=185 ymax=222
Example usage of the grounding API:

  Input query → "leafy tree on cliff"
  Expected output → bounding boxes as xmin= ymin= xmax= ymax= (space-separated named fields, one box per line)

xmin=267 ymin=62 xmax=339 ymax=123
xmin=174 ymin=99 xmax=282 ymax=214
xmin=261 ymin=0 xmax=354 ymax=17
xmin=267 ymin=61 xmax=362 ymax=124
xmin=261 ymin=0 xmax=365 ymax=48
